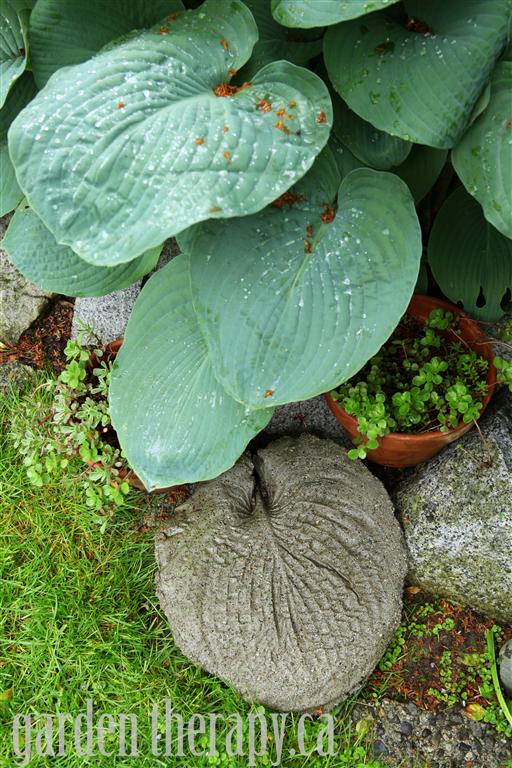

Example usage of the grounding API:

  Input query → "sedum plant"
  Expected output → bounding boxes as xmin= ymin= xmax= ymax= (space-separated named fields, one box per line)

xmin=1 ymin=0 xmax=512 ymax=489
xmin=330 ymin=309 xmax=490 ymax=459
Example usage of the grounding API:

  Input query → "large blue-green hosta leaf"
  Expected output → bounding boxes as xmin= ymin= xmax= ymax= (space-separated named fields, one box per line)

xmin=271 ymin=0 xmax=401 ymax=28
xmin=0 ymin=71 xmax=36 ymax=215
xmin=393 ymin=145 xmax=447 ymax=204
xmin=9 ymin=0 xmax=331 ymax=268
xmin=324 ymin=0 xmax=511 ymax=148
xmin=237 ymin=0 xmax=323 ymax=79
xmin=29 ymin=0 xmax=184 ymax=88
xmin=428 ymin=187 xmax=512 ymax=321
xmin=452 ymin=61 xmax=512 ymax=239
xmin=329 ymin=133 xmax=448 ymax=203
xmin=2 ymin=203 xmax=161 ymax=296
xmin=0 ymin=0 xmax=29 ymax=107
xmin=181 ymin=148 xmax=422 ymax=409
xmin=332 ymin=89 xmax=411 ymax=170
xmin=109 ymin=254 xmax=273 ymax=491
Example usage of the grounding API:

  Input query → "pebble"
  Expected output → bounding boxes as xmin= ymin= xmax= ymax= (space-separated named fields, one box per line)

xmin=352 ymin=699 xmax=512 ymax=768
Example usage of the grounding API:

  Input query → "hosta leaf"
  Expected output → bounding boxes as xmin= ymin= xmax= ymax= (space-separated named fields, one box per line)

xmin=237 ymin=0 xmax=323 ymax=79
xmin=0 ymin=0 xmax=29 ymax=107
xmin=9 ymin=0 xmax=331 ymax=267
xmin=428 ymin=187 xmax=512 ymax=321
xmin=29 ymin=0 xmax=184 ymax=88
xmin=271 ymin=0 xmax=401 ymax=28
xmin=393 ymin=144 xmax=447 ymax=203
xmin=183 ymin=148 xmax=422 ymax=409
xmin=109 ymin=254 xmax=273 ymax=490
xmin=332 ymin=89 xmax=411 ymax=170
xmin=329 ymin=134 xmax=366 ymax=178
xmin=452 ymin=61 xmax=512 ymax=239
xmin=2 ymin=202 xmax=161 ymax=296
xmin=0 ymin=71 xmax=36 ymax=215
xmin=324 ymin=0 xmax=511 ymax=148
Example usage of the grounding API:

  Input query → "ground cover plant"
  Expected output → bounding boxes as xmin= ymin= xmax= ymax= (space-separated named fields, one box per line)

xmin=2 ymin=0 xmax=511 ymax=489
xmin=330 ymin=308 xmax=490 ymax=459
xmin=10 ymin=331 xmax=132 ymax=517
xmin=0 ymin=382 xmax=393 ymax=768
xmin=366 ymin=589 xmax=512 ymax=737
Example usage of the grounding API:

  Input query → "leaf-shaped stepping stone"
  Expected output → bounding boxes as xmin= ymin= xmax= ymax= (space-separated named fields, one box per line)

xmin=156 ymin=434 xmax=407 ymax=711
xmin=109 ymin=253 xmax=273 ymax=490
xmin=9 ymin=0 xmax=331 ymax=266
xmin=183 ymin=147 xmax=421 ymax=409
xmin=324 ymin=0 xmax=511 ymax=148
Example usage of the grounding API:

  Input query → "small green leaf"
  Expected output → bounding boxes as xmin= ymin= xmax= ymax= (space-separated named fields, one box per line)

xmin=109 ymin=254 xmax=273 ymax=490
xmin=452 ymin=61 xmax=512 ymax=239
xmin=2 ymin=202 xmax=161 ymax=296
xmin=428 ymin=187 xmax=512 ymax=321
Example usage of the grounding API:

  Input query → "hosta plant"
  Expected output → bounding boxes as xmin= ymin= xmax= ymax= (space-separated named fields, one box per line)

xmin=2 ymin=0 xmax=511 ymax=489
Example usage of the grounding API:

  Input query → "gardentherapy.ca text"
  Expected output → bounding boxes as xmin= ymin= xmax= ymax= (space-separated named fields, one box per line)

xmin=12 ymin=699 xmax=338 ymax=766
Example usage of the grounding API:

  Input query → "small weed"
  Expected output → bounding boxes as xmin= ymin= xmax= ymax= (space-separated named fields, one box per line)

xmin=9 ymin=330 xmax=132 ymax=521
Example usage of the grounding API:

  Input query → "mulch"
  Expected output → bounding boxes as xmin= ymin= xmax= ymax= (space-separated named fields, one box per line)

xmin=367 ymin=586 xmax=512 ymax=712
xmin=0 ymin=298 xmax=73 ymax=373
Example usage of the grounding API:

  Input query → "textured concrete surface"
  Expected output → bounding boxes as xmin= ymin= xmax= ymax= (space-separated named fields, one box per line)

xmin=156 ymin=434 xmax=406 ymax=712
xmin=394 ymin=387 xmax=512 ymax=622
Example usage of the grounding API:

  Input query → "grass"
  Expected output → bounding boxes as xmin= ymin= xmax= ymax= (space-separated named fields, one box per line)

xmin=0 ymin=376 xmax=393 ymax=768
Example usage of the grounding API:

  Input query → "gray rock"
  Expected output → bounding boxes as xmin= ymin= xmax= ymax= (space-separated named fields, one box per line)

xmin=0 ymin=214 xmax=54 ymax=345
xmin=352 ymin=699 xmax=511 ymax=768
xmin=499 ymin=639 xmax=512 ymax=697
xmin=156 ymin=435 xmax=406 ymax=712
xmin=262 ymin=396 xmax=352 ymax=448
xmin=393 ymin=387 xmax=512 ymax=622
xmin=71 ymin=283 xmax=140 ymax=344
xmin=0 ymin=361 xmax=33 ymax=394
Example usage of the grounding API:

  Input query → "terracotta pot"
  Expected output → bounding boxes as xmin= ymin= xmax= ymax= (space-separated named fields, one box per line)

xmin=88 ymin=338 xmax=181 ymax=495
xmin=324 ymin=295 xmax=497 ymax=468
